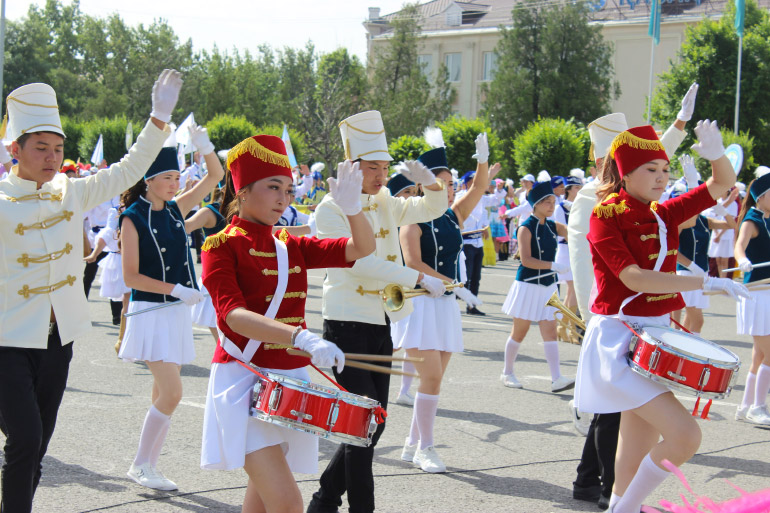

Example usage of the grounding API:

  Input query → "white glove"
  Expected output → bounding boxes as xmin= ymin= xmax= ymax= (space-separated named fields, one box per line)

xmin=550 ymin=261 xmax=570 ymax=275
xmin=677 ymin=82 xmax=699 ymax=122
xmin=419 ymin=274 xmax=447 ymax=298
xmin=188 ymin=122 xmax=215 ymax=155
xmin=307 ymin=215 xmax=317 ymax=237
xmin=505 ymin=178 xmax=514 ymax=188
xmin=690 ymin=120 xmax=725 ymax=161
xmin=472 ymin=132 xmax=489 ymax=164
xmin=685 ymin=261 xmax=706 ymax=277
xmin=710 ymin=201 xmax=728 ymax=217
xmin=150 ymin=69 xmax=183 ymax=123
xmin=702 ymin=276 xmax=751 ymax=301
xmin=738 ymin=257 xmax=753 ymax=273
xmin=293 ymin=330 xmax=345 ymax=373
xmin=679 ymin=154 xmax=700 ymax=190
xmin=399 ymin=160 xmax=436 ymax=186
xmin=0 ymin=143 xmax=11 ymax=165
xmin=454 ymin=285 xmax=482 ymax=308
xmin=170 ymin=283 xmax=204 ymax=305
xmin=328 ymin=160 xmax=363 ymax=215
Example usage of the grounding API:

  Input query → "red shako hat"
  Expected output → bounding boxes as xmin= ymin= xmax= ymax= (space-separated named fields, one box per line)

xmin=610 ymin=125 xmax=669 ymax=178
xmin=226 ymin=135 xmax=293 ymax=191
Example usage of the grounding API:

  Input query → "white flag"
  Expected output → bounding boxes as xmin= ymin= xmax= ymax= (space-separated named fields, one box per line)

xmin=175 ymin=113 xmax=195 ymax=153
xmin=90 ymin=134 xmax=104 ymax=165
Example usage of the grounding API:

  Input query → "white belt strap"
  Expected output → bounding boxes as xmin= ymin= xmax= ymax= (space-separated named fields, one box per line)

xmin=619 ymin=210 xmax=667 ymax=319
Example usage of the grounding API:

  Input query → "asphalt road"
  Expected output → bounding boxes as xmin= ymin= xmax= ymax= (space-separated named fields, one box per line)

xmin=3 ymin=259 xmax=769 ymax=512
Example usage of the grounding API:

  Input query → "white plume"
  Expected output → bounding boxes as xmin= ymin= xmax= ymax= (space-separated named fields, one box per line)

xmin=423 ymin=127 xmax=445 ymax=149
xmin=755 ymin=165 xmax=770 ymax=178
xmin=451 ymin=168 xmax=459 ymax=182
xmin=537 ymin=170 xmax=551 ymax=183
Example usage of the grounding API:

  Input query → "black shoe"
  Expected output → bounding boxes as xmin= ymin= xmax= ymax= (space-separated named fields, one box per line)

xmin=597 ymin=492 xmax=611 ymax=510
xmin=112 ymin=316 xmax=120 ymax=326
xmin=466 ymin=307 xmax=486 ymax=316
xmin=573 ymin=483 xmax=602 ymax=502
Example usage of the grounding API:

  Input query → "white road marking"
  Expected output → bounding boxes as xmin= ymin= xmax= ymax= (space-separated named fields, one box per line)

xmin=180 ymin=400 xmax=206 ymax=409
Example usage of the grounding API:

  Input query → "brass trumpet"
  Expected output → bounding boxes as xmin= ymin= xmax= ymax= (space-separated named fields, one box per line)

xmin=545 ymin=291 xmax=586 ymax=345
xmin=356 ymin=283 xmax=465 ymax=312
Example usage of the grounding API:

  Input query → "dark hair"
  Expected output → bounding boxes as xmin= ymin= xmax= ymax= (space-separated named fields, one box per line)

xmin=596 ymin=157 xmax=623 ymax=203
xmin=737 ymin=180 xmax=757 ymax=227
xmin=16 ymin=131 xmax=64 ymax=148
xmin=121 ymin=179 xmax=146 ymax=210
xmin=220 ymin=170 xmax=255 ymax=222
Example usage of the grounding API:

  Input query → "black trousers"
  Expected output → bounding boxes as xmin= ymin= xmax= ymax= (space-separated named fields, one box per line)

xmin=0 ymin=327 xmax=73 ymax=513
xmin=82 ymin=250 xmax=108 ymax=298
xmin=463 ymin=245 xmax=484 ymax=297
xmin=309 ymin=320 xmax=392 ymax=513
xmin=574 ymin=412 xmax=621 ymax=497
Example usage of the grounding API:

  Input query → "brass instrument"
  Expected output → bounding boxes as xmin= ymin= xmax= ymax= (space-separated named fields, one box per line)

xmin=356 ymin=283 xmax=465 ymax=312
xmin=545 ymin=291 xmax=586 ymax=345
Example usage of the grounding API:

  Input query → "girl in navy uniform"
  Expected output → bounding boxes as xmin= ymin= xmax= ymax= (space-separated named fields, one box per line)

xmin=392 ymin=133 xmax=492 ymax=473
xmin=119 ymin=124 xmax=224 ymax=490
xmin=733 ymin=172 xmax=770 ymax=426
xmin=500 ymin=181 xmax=575 ymax=392
xmin=552 ymin=175 xmax=583 ymax=343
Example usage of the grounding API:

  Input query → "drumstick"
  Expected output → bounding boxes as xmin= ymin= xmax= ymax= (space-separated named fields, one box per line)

xmin=523 ymin=271 xmax=557 ymax=282
xmin=343 ymin=353 xmax=424 ymax=363
xmin=286 ymin=348 xmax=419 ymax=377
xmin=704 ymin=284 xmax=770 ymax=296
xmin=722 ymin=261 xmax=770 ymax=273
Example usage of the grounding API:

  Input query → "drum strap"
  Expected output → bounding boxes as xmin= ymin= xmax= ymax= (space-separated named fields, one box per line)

xmin=619 ymin=210 xmax=668 ymax=318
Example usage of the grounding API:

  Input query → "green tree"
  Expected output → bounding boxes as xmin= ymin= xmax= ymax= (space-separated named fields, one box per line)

xmin=78 ymin=116 xmax=135 ymax=164
xmin=436 ymin=117 xmax=507 ymax=177
xmin=206 ymin=114 xmax=257 ymax=152
xmin=513 ymin=118 xmax=586 ymax=177
xmin=483 ymin=0 xmax=619 ymax=147
xmin=388 ymin=135 xmax=429 ymax=164
xmin=255 ymin=124 xmax=308 ymax=166
xmin=650 ymin=0 xmax=770 ymax=168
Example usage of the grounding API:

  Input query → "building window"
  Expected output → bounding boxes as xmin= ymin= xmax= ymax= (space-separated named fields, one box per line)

xmin=418 ymin=54 xmax=433 ymax=79
xmin=482 ymin=52 xmax=498 ymax=81
xmin=445 ymin=53 xmax=461 ymax=82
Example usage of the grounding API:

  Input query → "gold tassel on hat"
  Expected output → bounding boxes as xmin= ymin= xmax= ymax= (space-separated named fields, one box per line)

xmin=610 ymin=131 xmax=665 ymax=159
xmin=227 ymin=137 xmax=291 ymax=170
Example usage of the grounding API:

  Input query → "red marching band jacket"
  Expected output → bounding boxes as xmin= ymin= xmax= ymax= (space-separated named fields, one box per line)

xmin=201 ymin=215 xmax=352 ymax=369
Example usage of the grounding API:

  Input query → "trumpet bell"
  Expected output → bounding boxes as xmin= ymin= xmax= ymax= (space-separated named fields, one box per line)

xmin=545 ymin=291 xmax=586 ymax=344
xmin=382 ymin=283 xmax=407 ymax=312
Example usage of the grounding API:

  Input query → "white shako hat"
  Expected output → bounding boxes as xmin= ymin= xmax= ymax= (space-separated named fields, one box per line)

xmin=2 ymin=83 xmax=65 ymax=141
xmin=339 ymin=110 xmax=393 ymax=162
xmin=587 ymin=112 xmax=627 ymax=161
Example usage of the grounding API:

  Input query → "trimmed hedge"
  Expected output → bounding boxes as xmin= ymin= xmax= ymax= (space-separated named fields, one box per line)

xmin=513 ymin=118 xmax=585 ymax=178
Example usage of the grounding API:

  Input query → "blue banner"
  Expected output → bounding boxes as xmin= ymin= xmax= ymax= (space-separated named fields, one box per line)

xmin=735 ymin=0 xmax=746 ymax=36
xmin=648 ymin=0 xmax=661 ymax=45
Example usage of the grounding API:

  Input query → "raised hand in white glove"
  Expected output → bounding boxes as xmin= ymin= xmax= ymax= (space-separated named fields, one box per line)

xmin=0 ymin=143 xmax=12 ymax=165
xmin=328 ymin=160 xmax=363 ymax=215
xmin=170 ymin=283 xmax=204 ymax=305
xmin=472 ymin=132 xmax=489 ymax=164
xmin=454 ymin=285 xmax=482 ymax=308
xmin=550 ymin=261 xmax=570 ymax=275
xmin=710 ymin=201 xmax=729 ymax=218
xmin=685 ymin=261 xmax=706 ymax=277
xmin=419 ymin=274 xmax=447 ymax=298
xmin=690 ymin=119 xmax=725 ymax=161
xmin=738 ymin=257 xmax=753 ymax=273
xmin=150 ymin=69 xmax=183 ymax=123
xmin=679 ymin=154 xmax=700 ymax=190
xmin=188 ymin=122 xmax=215 ymax=155
xmin=293 ymin=330 xmax=345 ymax=373
xmin=399 ymin=160 xmax=436 ymax=186
xmin=677 ymin=82 xmax=699 ymax=122
xmin=702 ymin=276 xmax=751 ymax=301
xmin=505 ymin=178 xmax=514 ymax=188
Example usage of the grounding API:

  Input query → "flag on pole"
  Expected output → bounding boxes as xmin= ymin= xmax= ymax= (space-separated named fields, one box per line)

xmin=648 ymin=0 xmax=661 ymax=45
xmin=175 ymin=113 xmax=196 ymax=154
xmin=90 ymin=134 xmax=104 ymax=165
xmin=735 ymin=0 xmax=745 ymax=37
xmin=125 ymin=122 xmax=133 ymax=151
xmin=282 ymin=124 xmax=298 ymax=168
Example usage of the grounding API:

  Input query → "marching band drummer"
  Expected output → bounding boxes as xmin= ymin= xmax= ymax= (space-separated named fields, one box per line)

xmin=573 ymin=121 xmax=749 ymax=513
xmin=200 ymin=135 xmax=374 ymax=513
xmin=308 ymin=111 xmax=448 ymax=513
xmin=119 ymin=123 xmax=224 ymax=491
xmin=0 ymin=70 xmax=179 ymax=513
xmin=733 ymin=172 xmax=770 ymax=426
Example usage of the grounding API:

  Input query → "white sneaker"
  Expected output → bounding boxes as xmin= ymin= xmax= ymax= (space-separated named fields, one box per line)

xmin=151 ymin=468 xmax=178 ymax=491
xmin=412 ymin=446 xmax=446 ymax=473
xmin=395 ymin=392 xmax=415 ymax=406
xmin=127 ymin=462 xmax=178 ymax=491
xmin=401 ymin=438 xmax=417 ymax=462
xmin=746 ymin=404 xmax=770 ymax=426
xmin=569 ymin=399 xmax=590 ymax=436
xmin=735 ymin=404 xmax=750 ymax=422
xmin=500 ymin=373 xmax=523 ymax=389
xmin=552 ymin=375 xmax=576 ymax=393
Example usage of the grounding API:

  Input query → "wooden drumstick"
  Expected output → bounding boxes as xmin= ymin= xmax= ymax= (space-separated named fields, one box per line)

xmin=343 ymin=353 xmax=424 ymax=363
xmin=703 ymin=277 xmax=770 ymax=296
xmin=286 ymin=348 xmax=419 ymax=377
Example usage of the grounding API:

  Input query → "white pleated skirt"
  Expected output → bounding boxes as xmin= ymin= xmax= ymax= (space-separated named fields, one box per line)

xmin=708 ymin=230 xmax=735 ymax=258
xmin=555 ymin=244 xmax=573 ymax=282
xmin=502 ymin=280 xmax=557 ymax=321
xmin=119 ymin=301 xmax=196 ymax=365
xmin=192 ymin=280 xmax=217 ymax=328
xmin=98 ymin=253 xmax=130 ymax=301
xmin=676 ymin=270 xmax=710 ymax=309
xmin=201 ymin=362 xmax=318 ymax=473
xmin=574 ymin=314 xmax=669 ymax=414
xmin=737 ymin=288 xmax=770 ymax=336
xmin=391 ymin=295 xmax=464 ymax=353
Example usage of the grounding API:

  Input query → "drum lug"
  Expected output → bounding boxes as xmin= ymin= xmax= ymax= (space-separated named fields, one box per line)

xmin=291 ymin=409 xmax=313 ymax=422
xmin=698 ymin=368 xmax=710 ymax=388
xmin=252 ymin=382 xmax=264 ymax=408
xmin=649 ymin=349 xmax=660 ymax=371
xmin=269 ymin=387 xmax=283 ymax=411
xmin=327 ymin=401 xmax=340 ymax=429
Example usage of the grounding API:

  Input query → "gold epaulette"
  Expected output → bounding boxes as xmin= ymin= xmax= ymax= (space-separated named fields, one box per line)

xmin=277 ymin=227 xmax=289 ymax=243
xmin=593 ymin=193 xmax=630 ymax=219
xmin=201 ymin=225 xmax=247 ymax=252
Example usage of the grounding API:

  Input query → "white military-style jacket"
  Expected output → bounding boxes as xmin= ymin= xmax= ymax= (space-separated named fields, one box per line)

xmin=315 ymin=182 xmax=448 ymax=325
xmin=0 ymin=120 xmax=171 ymax=349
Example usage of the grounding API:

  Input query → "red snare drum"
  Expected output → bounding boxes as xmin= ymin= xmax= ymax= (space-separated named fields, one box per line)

xmin=250 ymin=371 xmax=380 ymax=447
xmin=627 ymin=326 xmax=740 ymax=399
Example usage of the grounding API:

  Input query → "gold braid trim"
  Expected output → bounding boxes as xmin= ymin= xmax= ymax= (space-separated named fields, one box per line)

xmin=201 ymin=225 xmax=247 ymax=252
xmin=274 ymin=317 xmax=304 ymax=324
xmin=7 ymin=191 xmax=63 ymax=202
xmin=18 ymin=243 xmax=73 ymax=267
xmin=593 ymin=194 xmax=630 ymax=219
xmin=15 ymin=210 xmax=73 ymax=235
xmin=609 ymin=131 xmax=665 ymax=158
xmin=646 ymin=293 xmax=678 ymax=302
xmin=640 ymin=233 xmax=659 ymax=241
xmin=227 ymin=137 xmax=291 ymax=170
xmin=262 ymin=266 xmax=302 ymax=276
xmin=648 ymin=249 xmax=678 ymax=260
xmin=650 ymin=201 xmax=659 ymax=212
xmin=249 ymin=249 xmax=277 ymax=257
xmin=18 ymin=275 xmax=76 ymax=299
xmin=278 ymin=228 xmax=289 ymax=243
xmin=266 ymin=291 xmax=307 ymax=301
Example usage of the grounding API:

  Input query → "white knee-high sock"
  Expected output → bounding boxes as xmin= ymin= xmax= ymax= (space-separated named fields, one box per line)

xmin=149 ymin=417 xmax=171 ymax=467
xmin=609 ymin=493 xmax=621 ymax=508
xmin=407 ymin=410 xmax=420 ymax=447
xmin=414 ymin=392 xmax=440 ymax=450
xmin=133 ymin=405 xmax=170 ymax=466
xmin=543 ymin=341 xmax=562 ymax=381
xmin=503 ymin=337 xmax=521 ymax=375
xmin=741 ymin=372 xmax=757 ymax=409
xmin=614 ymin=454 xmax=669 ymax=513
xmin=754 ymin=364 xmax=770 ymax=408
xmin=400 ymin=361 xmax=415 ymax=396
